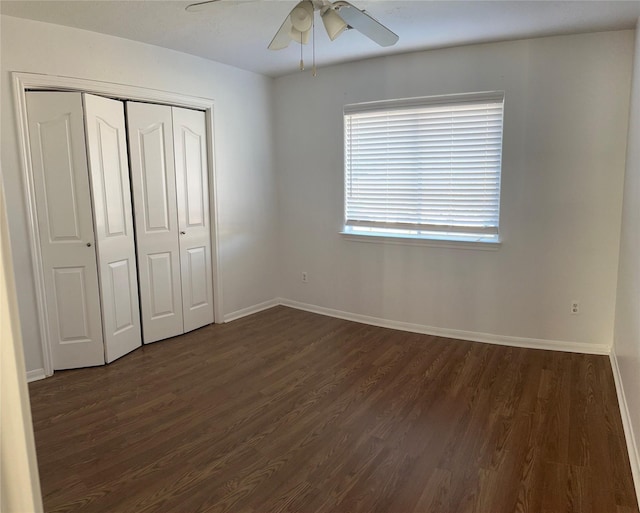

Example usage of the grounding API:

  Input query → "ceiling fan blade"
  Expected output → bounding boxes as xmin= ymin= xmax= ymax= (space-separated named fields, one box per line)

xmin=185 ymin=0 xmax=221 ymax=13
xmin=333 ymin=1 xmax=398 ymax=47
xmin=186 ymin=0 xmax=257 ymax=12
xmin=268 ymin=15 xmax=294 ymax=50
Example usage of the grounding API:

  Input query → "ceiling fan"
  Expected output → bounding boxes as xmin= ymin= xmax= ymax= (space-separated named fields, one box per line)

xmin=186 ymin=0 xmax=399 ymax=51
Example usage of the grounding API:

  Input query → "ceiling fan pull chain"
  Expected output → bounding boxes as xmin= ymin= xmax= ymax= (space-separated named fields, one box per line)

xmin=300 ymin=31 xmax=304 ymax=71
xmin=312 ymin=12 xmax=317 ymax=76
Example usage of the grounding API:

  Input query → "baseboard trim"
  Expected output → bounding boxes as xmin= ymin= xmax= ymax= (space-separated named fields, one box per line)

xmin=26 ymin=368 xmax=46 ymax=383
xmin=610 ymin=351 xmax=640 ymax=505
xmin=277 ymin=298 xmax=611 ymax=355
xmin=224 ymin=299 xmax=281 ymax=323
xmin=217 ymin=296 xmax=609 ymax=354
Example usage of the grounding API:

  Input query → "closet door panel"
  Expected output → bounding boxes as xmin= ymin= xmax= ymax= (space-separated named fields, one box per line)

xmin=26 ymin=92 xmax=105 ymax=370
xmin=127 ymin=101 xmax=184 ymax=343
xmin=182 ymin=129 xmax=205 ymax=227
xmin=148 ymin=252 xmax=176 ymax=315
xmin=173 ymin=107 xmax=214 ymax=332
xmin=185 ymin=246 xmax=208 ymax=306
xmin=83 ymin=93 xmax=142 ymax=363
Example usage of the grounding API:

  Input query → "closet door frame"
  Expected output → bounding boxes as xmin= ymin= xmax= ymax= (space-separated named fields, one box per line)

xmin=12 ymin=71 xmax=223 ymax=378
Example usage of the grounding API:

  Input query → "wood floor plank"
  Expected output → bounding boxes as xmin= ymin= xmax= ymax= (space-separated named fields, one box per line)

xmin=29 ymin=306 xmax=639 ymax=513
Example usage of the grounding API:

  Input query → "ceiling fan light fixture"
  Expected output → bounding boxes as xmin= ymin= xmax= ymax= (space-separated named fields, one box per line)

xmin=321 ymin=8 xmax=348 ymax=41
xmin=289 ymin=1 xmax=314 ymax=33
xmin=290 ymin=29 xmax=311 ymax=45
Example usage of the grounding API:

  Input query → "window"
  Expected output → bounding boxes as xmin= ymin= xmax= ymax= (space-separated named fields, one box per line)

xmin=343 ymin=92 xmax=504 ymax=244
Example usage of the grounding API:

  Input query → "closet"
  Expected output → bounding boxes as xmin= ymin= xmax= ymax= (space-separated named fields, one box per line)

xmin=26 ymin=91 xmax=214 ymax=370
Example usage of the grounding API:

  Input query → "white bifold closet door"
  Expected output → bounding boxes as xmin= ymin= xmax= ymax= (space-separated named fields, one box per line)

xmin=128 ymin=103 xmax=213 ymax=343
xmin=26 ymin=92 xmax=105 ymax=369
xmin=172 ymin=107 xmax=214 ymax=333
xmin=82 ymin=93 xmax=142 ymax=363
xmin=26 ymin=92 xmax=141 ymax=368
xmin=127 ymin=102 xmax=184 ymax=343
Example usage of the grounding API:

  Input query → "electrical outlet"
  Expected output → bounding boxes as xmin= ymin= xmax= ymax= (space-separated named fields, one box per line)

xmin=302 ymin=272 xmax=308 ymax=283
xmin=571 ymin=301 xmax=580 ymax=315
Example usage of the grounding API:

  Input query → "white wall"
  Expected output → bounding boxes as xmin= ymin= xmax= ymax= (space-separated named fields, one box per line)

xmin=613 ymin=19 xmax=640 ymax=499
xmin=0 ymin=15 xmax=279 ymax=373
xmin=0 ymin=176 xmax=43 ymax=513
xmin=274 ymin=31 xmax=633 ymax=349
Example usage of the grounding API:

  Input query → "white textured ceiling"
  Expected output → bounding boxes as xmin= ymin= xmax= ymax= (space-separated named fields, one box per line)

xmin=2 ymin=0 xmax=639 ymax=77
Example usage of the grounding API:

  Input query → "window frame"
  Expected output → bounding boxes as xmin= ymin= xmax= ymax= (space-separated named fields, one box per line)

xmin=342 ymin=91 xmax=505 ymax=247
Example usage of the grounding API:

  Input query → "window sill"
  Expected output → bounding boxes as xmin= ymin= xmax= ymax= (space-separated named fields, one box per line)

xmin=339 ymin=230 xmax=502 ymax=251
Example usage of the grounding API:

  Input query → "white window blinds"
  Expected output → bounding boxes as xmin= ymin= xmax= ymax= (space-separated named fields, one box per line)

xmin=344 ymin=92 xmax=504 ymax=239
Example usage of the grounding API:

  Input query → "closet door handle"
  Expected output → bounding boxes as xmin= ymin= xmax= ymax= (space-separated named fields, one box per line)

xmin=180 ymin=231 xmax=186 ymax=235
xmin=86 ymin=242 xmax=92 ymax=247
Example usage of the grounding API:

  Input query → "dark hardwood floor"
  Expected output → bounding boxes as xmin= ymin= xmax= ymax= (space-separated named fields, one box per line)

xmin=29 ymin=306 xmax=638 ymax=513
